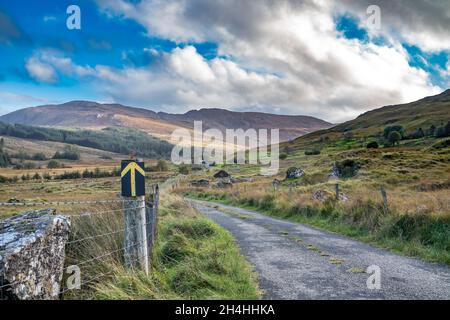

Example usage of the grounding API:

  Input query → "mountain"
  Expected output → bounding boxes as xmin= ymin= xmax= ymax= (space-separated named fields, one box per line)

xmin=286 ymin=89 xmax=450 ymax=148
xmin=0 ymin=101 xmax=332 ymax=142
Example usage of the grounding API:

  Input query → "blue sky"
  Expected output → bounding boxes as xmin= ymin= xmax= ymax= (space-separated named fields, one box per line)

xmin=0 ymin=0 xmax=449 ymax=122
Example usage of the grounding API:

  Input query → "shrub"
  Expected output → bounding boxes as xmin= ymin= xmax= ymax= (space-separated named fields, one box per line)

xmin=0 ymin=150 xmax=10 ymax=167
xmin=43 ymin=172 xmax=52 ymax=180
xmin=305 ymin=149 xmax=321 ymax=155
xmin=366 ymin=141 xmax=379 ymax=149
xmin=279 ymin=153 xmax=288 ymax=160
xmin=14 ymin=161 xmax=37 ymax=170
xmin=435 ymin=125 xmax=448 ymax=138
xmin=388 ymin=131 xmax=401 ymax=146
xmin=178 ymin=164 xmax=190 ymax=175
xmin=32 ymin=152 xmax=47 ymax=161
xmin=32 ymin=172 xmax=41 ymax=180
xmin=335 ymin=159 xmax=360 ymax=178
xmin=384 ymin=125 xmax=405 ymax=139
xmin=53 ymin=148 xmax=80 ymax=160
xmin=155 ymin=159 xmax=169 ymax=172
xmin=47 ymin=160 xmax=62 ymax=169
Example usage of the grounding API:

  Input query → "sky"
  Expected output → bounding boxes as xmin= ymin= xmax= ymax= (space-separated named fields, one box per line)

xmin=0 ymin=0 xmax=449 ymax=123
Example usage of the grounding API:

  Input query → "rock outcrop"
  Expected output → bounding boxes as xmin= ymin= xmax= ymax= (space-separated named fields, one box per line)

xmin=286 ymin=167 xmax=304 ymax=179
xmin=0 ymin=209 xmax=70 ymax=300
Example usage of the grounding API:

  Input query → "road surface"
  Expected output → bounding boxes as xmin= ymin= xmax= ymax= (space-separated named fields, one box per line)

xmin=190 ymin=199 xmax=450 ymax=300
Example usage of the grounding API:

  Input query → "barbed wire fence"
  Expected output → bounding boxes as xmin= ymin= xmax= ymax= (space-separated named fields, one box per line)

xmin=0 ymin=184 xmax=160 ymax=300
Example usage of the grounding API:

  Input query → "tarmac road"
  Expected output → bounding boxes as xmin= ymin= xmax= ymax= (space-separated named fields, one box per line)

xmin=190 ymin=200 xmax=450 ymax=300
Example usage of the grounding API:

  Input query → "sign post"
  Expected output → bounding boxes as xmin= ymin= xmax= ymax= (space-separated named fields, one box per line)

xmin=121 ymin=159 xmax=148 ymax=275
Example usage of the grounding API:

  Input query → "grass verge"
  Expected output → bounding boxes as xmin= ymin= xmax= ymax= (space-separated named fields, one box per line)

xmin=63 ymin=193 xmax=260 ymax=299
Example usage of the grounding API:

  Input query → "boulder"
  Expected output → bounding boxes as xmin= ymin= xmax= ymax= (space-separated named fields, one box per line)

xmin=311 ymin=189 xmax=334 ymax=202
xmin=312 ymin=189 xmax=349 ymax=202
xmin=286 ymin=167 xmax=304 ymax=179
xmin=0 ymin=209 xmax=70 ymax=300
xmin=215 ymin=180 xmax=233 ymax=188
xmin=213 ymin=170 xmax=230 ymax=179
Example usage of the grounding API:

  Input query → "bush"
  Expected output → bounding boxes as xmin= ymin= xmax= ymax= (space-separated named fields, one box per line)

xmin=155 ymin=159 xmax=169 ymax=172
xmin=384 ymin=125 xmax=405 ymax=139
xmin=435 ymin=125 xmax=448 ymax=138
xmin=366 ymin=141 xmax=379 ymax=149
xmin=388 ymin=131 xmax=402 ymax=146
xmin=47 ymin=160 xmax=62 ymax=169
xmin=53 ymin=148 xmax=80 ymax=160
xmin=178 ymin=164 xmax=190 ymax=175
xmin=335 ymin=159 xmax=360 ymax=178
xmin=32 ymin=152 xmax=47 ymax=161
xmin=304 ymin=149 xmax=321 ymax=155
xmin=14 ymin=161 xmax=37 ymax=170
xmin=279 ymin=153 xmax=288 ymax=160
xmin=32 ymin=172 xmax=41 ymax=180
xmin=0 ymin=150 xmax=10 ymax=167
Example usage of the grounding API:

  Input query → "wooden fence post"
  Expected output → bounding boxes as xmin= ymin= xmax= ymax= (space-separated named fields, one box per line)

xmin=153 ymin=185 xmax=159 ymax=241
xmin=380 ymin=185 xmax=388 ymax=211
xmin=145 ymin=198 xmax=154 ymax=268
xmin=123 ymin=196 xmax=149 ymax=275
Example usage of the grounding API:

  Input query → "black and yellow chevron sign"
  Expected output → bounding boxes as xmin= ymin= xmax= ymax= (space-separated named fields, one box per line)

xmin=121 ymin=160 xmax=146 ymax=197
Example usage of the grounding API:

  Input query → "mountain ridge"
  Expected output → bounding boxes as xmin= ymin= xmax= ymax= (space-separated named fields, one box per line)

xmin=0 ymin=101 xmax=332 ymax=142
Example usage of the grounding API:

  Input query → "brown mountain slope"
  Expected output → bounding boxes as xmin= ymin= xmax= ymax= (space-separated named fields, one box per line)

xmin=0 ymin=101 xmax=332 ymax=142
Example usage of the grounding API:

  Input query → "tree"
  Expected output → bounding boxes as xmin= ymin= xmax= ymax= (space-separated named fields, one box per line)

xmin=155 ymin=159 xmax=169 ymax=172
xmin=366 ymin=141 xmax=379 ymax=149
xmin=445 ymin=121 xmax=450 ymax=136
xmin=409 ymin=128 xmax=425 ymax=139
xmin=388 ymin=131 xmax=401 ymax=146
xmin=47 ymin=160 xmax=62 ymax=169
xmin=435 ymin=126 xmax=446 ymax=138
xmin=384 ymin=125 xmax=404 ymax=139
xmin=32 ymin=152 xmax=47 ymax=161
xmin=0 ymin=137 xmax=4 ymax=150
xmin=428 ymin=124 xmax=436 ymax=136
xmin=178 ymin=164 xmax=190 ymax=175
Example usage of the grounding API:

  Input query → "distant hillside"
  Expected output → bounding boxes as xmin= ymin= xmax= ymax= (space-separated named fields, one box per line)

xmin=0 ymin=101 xmax=332 ymax=142
xmin=158 ymin=108 xmax=332 ymax=141
xmin=0 ymin=122 xmax=173 ymax=159
xmin=286 ymin=89 xmax=450 ymax=148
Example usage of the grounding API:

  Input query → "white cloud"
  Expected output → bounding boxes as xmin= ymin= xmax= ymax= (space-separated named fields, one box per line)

xmin=25 ymin=50 xmax=95 ymax=84
xmin=25 ymin=57 xmax=58 ymax=84
xmin=40 ymin=0 xmax=446 ymax=122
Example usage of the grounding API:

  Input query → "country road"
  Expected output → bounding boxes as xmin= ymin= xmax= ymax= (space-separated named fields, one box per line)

xmin=189 ymin=200 xmax=450 ymax=300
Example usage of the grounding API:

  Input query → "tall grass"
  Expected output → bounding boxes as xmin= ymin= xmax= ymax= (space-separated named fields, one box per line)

xmin=62 ymin=193 xmax=259 ymax=299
